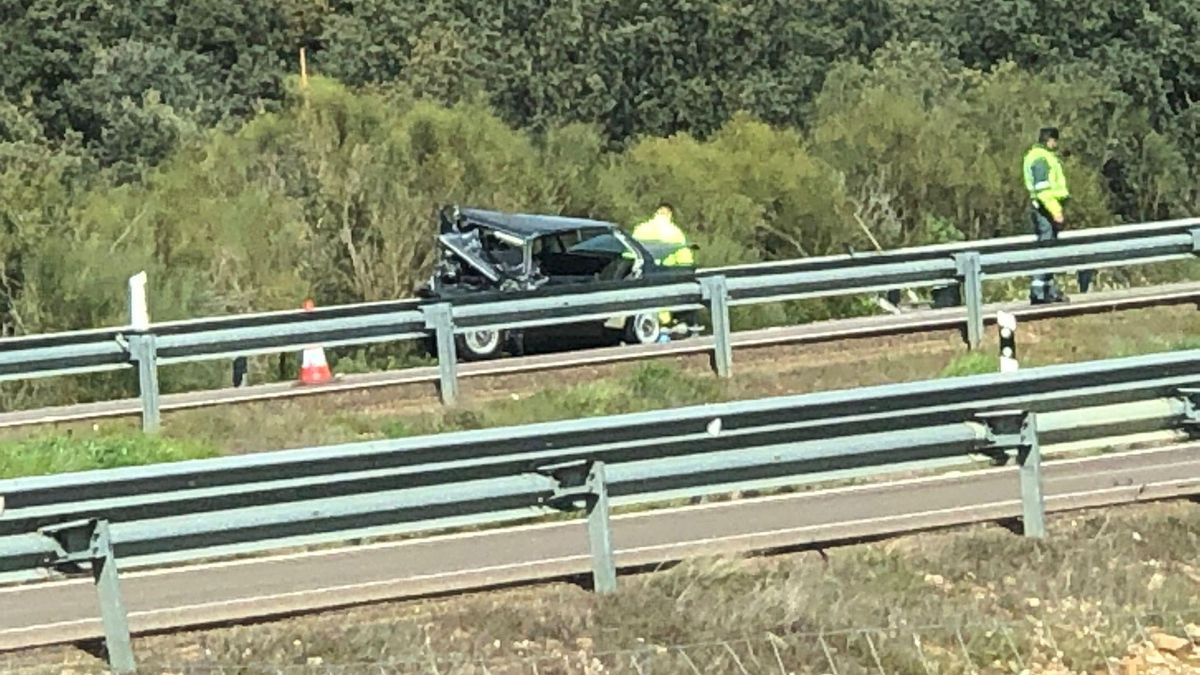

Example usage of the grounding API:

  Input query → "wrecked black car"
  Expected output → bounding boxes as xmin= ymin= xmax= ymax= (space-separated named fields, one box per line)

xmin=417 ymin=205 xmax=698 ymax=360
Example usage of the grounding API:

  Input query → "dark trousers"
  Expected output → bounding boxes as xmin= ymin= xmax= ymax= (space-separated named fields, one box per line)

xmin=1029 ymin=206 xmax=1062 ymax=302
xmin=1029 ymin=205 xmax=1095 ymax=301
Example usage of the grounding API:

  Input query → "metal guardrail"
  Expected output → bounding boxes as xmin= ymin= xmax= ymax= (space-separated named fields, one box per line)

xmin=2 ymin=348 xmax=1200 ymax=671
xmin=0 ymin=217 xmax=1197 ymax=431
xmin=703 ymin=218 xmax=1200 ymax=277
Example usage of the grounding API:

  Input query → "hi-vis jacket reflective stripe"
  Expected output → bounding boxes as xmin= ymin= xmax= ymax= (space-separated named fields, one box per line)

xmin=1023 ymin=144 xmax=1070 ymax=220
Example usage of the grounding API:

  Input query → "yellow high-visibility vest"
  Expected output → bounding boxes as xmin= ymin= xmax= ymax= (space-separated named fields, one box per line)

xmin=630 ymin=213 xmax=694 ymax=266
xmin=1022 ymin=144 xmax=1070 ymax=220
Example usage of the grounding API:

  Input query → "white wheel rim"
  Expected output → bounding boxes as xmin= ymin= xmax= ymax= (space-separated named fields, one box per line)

xmin=633 ymin=314 xmax=659 ymax=342
xmin=464 ymin=330 xmax=500 ymax=353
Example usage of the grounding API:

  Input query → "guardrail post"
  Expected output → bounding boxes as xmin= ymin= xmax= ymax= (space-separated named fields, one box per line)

xmin=585 ymin=461 xmax=618 ymax=594
xmin=126 ymin=333 xmax=161 ymax=433
xmin=977 ymin=410 xmax=1045 ymax=538
xmin=39 ymin=519 xmax=136 ymax=673
xmin=700 ymin=275 xmax=733 ymax=378
xmin=1016 ymin=412 xmax=1045 ymax=538
xmin=538 ymin=459 xmax=618 ymax=594
xmin=421 ymin=303 xmax=459 ymax=406
xmin=953 ymin=252 xmax=984 ymax=350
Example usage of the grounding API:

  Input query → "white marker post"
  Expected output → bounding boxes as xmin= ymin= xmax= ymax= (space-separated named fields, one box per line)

xmin=125 ymin=272 xmax=160 ymax=432
xmin=127 ymin=271 xmax=150 ymax=330
xmin=997 ymin=310 xmax=1018 ymax=373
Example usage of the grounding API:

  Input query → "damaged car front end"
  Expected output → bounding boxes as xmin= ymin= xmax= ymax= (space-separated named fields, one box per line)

xmin=418 ymin=205 xmax=697 ymax=360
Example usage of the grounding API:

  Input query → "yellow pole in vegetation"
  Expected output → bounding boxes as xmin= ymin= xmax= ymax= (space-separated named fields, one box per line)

xmin=299 ymin=47 xmax=309 ymax=89
xmin=853 ymin=213 xmax=922 ymax=305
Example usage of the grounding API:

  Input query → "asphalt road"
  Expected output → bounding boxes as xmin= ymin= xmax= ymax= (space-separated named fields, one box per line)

xmin=1 ymin=281 xmax=1197 ymax=430
xmin=2 ymin=444 xmax=1197 ymax=652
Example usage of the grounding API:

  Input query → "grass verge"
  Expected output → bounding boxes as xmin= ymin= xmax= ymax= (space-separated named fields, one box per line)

xmin=0 ymin=431 xmax=216 ymax=480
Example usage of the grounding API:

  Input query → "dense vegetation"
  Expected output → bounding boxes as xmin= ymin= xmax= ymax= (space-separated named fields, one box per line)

xmin=1 ymin=0 xmax=1197 ymax=406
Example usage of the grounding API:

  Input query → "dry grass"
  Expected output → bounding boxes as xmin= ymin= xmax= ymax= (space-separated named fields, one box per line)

xmin=8 ymin=499 xmax=1200 ymax=674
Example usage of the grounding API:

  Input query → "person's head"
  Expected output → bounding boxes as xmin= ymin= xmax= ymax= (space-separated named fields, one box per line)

xmin=655 ymin=201 xmax=674 ymax=219
xmin=1038 ymin=126 xmax=1060 ymax=150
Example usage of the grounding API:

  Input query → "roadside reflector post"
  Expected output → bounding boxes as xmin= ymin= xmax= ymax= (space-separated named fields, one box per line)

xmin=997 ymin=310 xmax=1019 ymax=373
xmin=977 ymin=410 xmax=1045 ymax=538
xmin=422 ymin=303 xmax=459 ymax=406
xmin=126 ymin=271 xmax=150 ymax=331
xmin=538 ymin=459 xmax=618 ymax=594
xmin=39 ymin=519 xmax=136 ymax=673
xmin=700 ymin=275 xmax=733 ymax=378
xmin=124 ymin=271 xmax=160 ymax=432
xmin=126 ymin=333 xmax=160 ymax=433
xmin=953 ymin=252 xmax=984 ymax=350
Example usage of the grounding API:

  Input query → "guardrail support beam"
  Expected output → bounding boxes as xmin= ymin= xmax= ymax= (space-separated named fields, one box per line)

xmin=700 ymin=275 xmax=733 ymax=378
xmin=586 ymin=461 xmax=618 ymax=594
xmin=126 ymin=334 xmax=160 ymax=433
xmin=39 ymin=519 xmax=136 ymax=673
xmin=954 ymin=252 xmax=984 ymax=350
xmin=977 ymin=410 xmax=1045 ymax=538
xmin=422 ymin=304 xmax=459 ymax=406
xmin=1175 ymin=388 xmax=1200 ymax=434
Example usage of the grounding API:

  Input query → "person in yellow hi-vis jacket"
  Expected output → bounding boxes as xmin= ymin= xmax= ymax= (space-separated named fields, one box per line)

xmin=631 ymin=202 xmax=695 ymax=267
xmin=629 ymin=203 xmax=696 ymax=330
xmin=1022 ymin=127 xmax=1071 ymax=304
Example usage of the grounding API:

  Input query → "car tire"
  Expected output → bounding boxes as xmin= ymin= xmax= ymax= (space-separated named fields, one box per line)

xmin=456 ymin=329 xmax=505 ymax=361
xmin=623 ymin=312 xmax=661 ymax=345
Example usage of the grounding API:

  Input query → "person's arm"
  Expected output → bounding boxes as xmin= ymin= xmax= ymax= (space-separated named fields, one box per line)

xmin=1029 ymin=158 xmax=1064 ymax=223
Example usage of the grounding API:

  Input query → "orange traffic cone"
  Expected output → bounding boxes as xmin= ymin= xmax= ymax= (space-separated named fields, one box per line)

xmin=298 ymin=299 xmax=333 ymax=385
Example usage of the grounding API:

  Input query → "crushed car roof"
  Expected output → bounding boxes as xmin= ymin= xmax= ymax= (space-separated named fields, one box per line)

xmin=455 ymin=207 xmax=621 ymax=238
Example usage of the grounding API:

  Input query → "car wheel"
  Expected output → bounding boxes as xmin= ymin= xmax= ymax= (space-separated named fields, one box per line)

xmin=456 ymin=329 xmax=505 ymax=361
xmin=624 ymin=312 xmax=661 ymax=345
